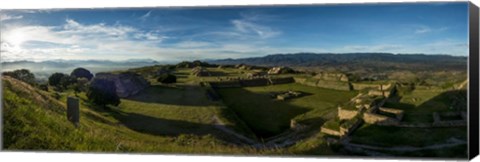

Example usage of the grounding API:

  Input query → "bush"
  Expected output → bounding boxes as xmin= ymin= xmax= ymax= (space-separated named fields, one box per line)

xmin=3 ymin=69 xmax=36 ymax=86
xmin=73 ymin=78 xmax=90 ymax=95
xmin=48 ymin=73 xmax=76 ymax=90
xmin=87 ymin=79 xmax=120 ymax=107
xmin=157 ymin=74 xmax=177 ymax=84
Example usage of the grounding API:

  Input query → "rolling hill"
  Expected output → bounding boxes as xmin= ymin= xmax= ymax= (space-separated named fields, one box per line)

xmin=208 ymin=53 xmax=467 ymax=72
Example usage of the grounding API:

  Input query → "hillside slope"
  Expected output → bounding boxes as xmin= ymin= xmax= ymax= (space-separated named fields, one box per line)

xmin=1 ymin=76 xmax=258 ymax=153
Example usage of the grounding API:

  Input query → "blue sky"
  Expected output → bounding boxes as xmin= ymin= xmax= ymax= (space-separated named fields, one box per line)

xmin=0 ymin=2 xmax=469 ymax=62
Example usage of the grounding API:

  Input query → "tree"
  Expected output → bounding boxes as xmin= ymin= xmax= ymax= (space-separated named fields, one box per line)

xmin=70 ymin=67 xmax=94 ymax=80
xmin=48 ymin=73 xmax=67 ymax=87
xmin=157 ymin=73 xmax=177 ymax=84
xmin=73 ymin=78 xmax=89 ymax=96
xmin=2 ymin=69 xmax=36 ymax=85
xmin=87 ymin=79 xmax=120 ymax=107
xmin=48 ymin=73 xmax=77 ymax=91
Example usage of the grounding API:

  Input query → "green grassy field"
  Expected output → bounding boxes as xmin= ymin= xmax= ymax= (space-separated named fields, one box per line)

xmin=2 ymin=76 xmax=261 ymax=154
xmin=216 ymin=83 xmax=357 ymax=137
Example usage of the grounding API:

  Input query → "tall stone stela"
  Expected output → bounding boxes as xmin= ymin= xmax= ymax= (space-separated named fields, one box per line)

xmin=67 ymin=97 xmax=80 ymax=126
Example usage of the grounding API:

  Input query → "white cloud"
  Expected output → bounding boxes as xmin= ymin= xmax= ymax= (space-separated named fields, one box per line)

xmin=231 ymin=19 xmax=281 ymax=39
xmin=0 ymin=14 xmax=23 ymax=21
xmin=414 ymin=25 xmax=448 ymax=34
xmin=0 ymin=19 xmax=167 ymax=61
xmin=139 ymin=10 xmax=152 ymax=21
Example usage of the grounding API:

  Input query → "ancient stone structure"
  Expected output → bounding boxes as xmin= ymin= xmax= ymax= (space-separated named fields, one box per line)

xmin=367 ymin=83 xmax=396 ymax=98
xmin=94 ymin=72 xmax=149 ymax=98
xmin=207 ymin=77 xmax=295 ymax=88
xmin=267 ymin=66 xmax=294 ymax=74
xmin=67 ymin=97 xmax=80 ymax=125
xmin=432 ymin=111 xmax=467 ymax=127
xmin=269 ymin=77 xmax=295 ymax=85
xmin=338 ymin=106 xmax=359 ymax=120
xmin=363 ymin=112 xmax=400 ymax=125
xmin=379 ymin=107 xmax=404 ymax=120
xmin=294 ymin=78 xmax=352 ymax=91
xmin=246 ymin=71 xmax=267 ymax=78
xmin=272 ymin=91 xmax=302 ymax=101
xmin=321 ymin=127 xmax=342 ymax=136
xmin=313 ymin=72 xmax=349 ymax=82
xmin=239 ymin=78 xmax=270 ymax=87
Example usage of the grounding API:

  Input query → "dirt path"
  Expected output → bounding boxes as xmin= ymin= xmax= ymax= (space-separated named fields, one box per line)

xmin=342 ymin=137 xmax=466 ymax=152
xmin=211 ymin=116 xmax=258 ymax=145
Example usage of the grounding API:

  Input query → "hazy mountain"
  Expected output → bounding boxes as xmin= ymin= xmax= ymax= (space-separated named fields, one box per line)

xmin=1 ymin=59 xmax=161 ymax=80
xmin=208 ymin=53 xmax=467 ymax=72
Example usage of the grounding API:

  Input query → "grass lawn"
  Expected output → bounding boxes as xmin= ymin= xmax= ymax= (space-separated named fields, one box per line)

xmin=216 ymin=83 xmax=357 ymax=137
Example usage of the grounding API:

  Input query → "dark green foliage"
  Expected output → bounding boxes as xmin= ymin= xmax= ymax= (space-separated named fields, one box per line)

xmin=39 ymin=84 xmax=49 ymax=91
xmin=73 ymin=78 xmax=89 ymax=95
xmin=48 ymin=73 xmax=66 ymax=87
xmin=48 ymin=73 xmax=77 ymax=90
xmin=2 ymin=69 xmax=36 ymax=85
xmin=157 ymin=74 xmax=177 ymax=84
xmin=70 ymin=67 xmax=94 ymax=80
xmin=87 ymin=79 xmax=120 ymax=107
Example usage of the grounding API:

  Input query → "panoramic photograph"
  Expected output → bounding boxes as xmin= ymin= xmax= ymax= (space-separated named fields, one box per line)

xmin=0 ymin=2 xmax=469 ymax=159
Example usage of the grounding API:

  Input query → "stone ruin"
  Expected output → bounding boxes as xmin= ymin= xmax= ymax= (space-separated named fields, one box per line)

xmin=321 ymin=84 xmax=399 ymax=137
xmin=246 ymin=71 xmax=268 ymax=78
xmin=270 ymin=90 xmax=303 ymax=101
xmin=67 ymin=96 xmax=80 ymax=126
xmin=367 ymin=83 xmax=396 ymax=98
xmin=192 ymin=67 xmax=209 ymax=77
xmin=293 ymin=72 xmax=353 ymax=91
xmin=267 ymin=66 xmax=294 ymax=74
xmin=313 ymin=72 xmax=349 ymax=82
xmin=432 ymin=111 xmax=467 ymax=127
xmin=207 ymin=77 xmax=295 ymax=88
xmin=94 ymin=72 xmax=149 ymax=98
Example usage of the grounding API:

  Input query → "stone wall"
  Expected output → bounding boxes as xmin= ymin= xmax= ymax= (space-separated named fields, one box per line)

xmin=269 ymin=77 xmax=295 ymax=85
xmin=293 ymin=77 xmax=352 ymax=91
xmin=338 ymin=107 xmax=359 ymax=120
xmin=209 ymin=80 xmax=242 ymax=88
xmin=363 ymin=112 xmax=399 ymax=125
xmin=379 ymin=107 xmax=404 ymax=120
xmin=239 ymin=78 xmax=270 ymax=87
xmin=339 ymin=119 xmax=363 ymax=136
xmin=321 ymin=127 xmax=342 ymax=136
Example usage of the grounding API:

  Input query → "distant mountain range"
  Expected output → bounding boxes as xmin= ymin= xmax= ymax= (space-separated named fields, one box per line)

xmin=1 ymin=59 xmax=161 ymax=80
xmin=208 ymin=53 xmax=467 ymax=72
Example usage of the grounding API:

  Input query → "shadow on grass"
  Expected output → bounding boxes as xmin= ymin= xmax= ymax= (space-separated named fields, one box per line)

xmin=107 ymin=109 xmax=216 ymax=137
xmin=126 ymin=85 xmax=216 ymax=107
xmin=216 ymin=88 xmax=311 ymax=139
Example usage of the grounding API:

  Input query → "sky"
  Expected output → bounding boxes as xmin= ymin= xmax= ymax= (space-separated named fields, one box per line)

xmin=0 ymin=2 xmax=469 ymax=62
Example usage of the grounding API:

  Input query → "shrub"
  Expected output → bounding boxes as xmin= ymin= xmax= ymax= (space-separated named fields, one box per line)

xmin=87 ymin=79 xmax=120 ymax=107
xmin=73 ymin=78 xmax=90 ymax=95
xmin=157 ymin=74 xmax=177 ymax=84
xmin=48 ymin=73 xmax=76 ymax=90
xmin=2 ymin=69 xmax=36 ymax=86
